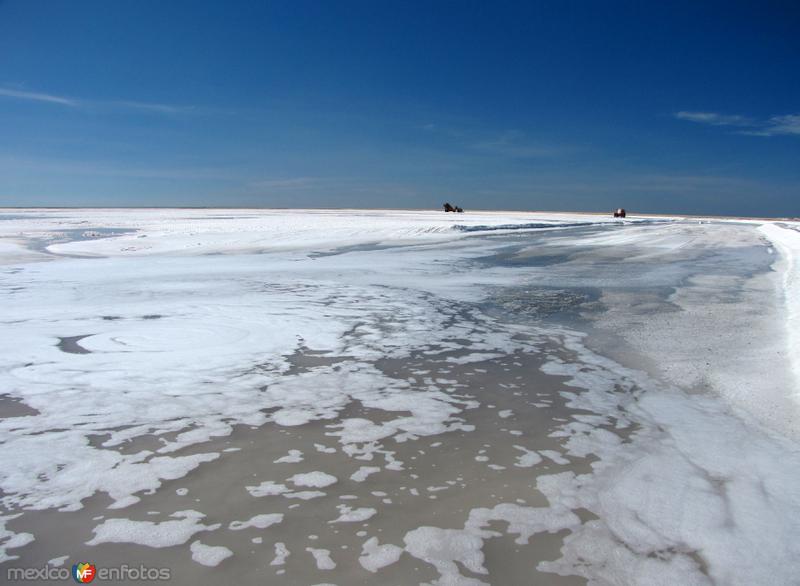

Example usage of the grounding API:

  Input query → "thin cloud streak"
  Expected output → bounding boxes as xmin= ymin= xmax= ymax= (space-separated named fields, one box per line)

xmin=111 ymin=101 xmax=191 ymax=114
xmin=0 ymin=85 xmax=193 ymax=115
xmin=674 ymin=111 xmax=752 ymax=126
xmin=0 ymin=87 xmax=78 ymax=106
xmin=675 ymin=110 xmax=800 ymax=136
xmin=739 ymin=114 xmax=800 ymax=137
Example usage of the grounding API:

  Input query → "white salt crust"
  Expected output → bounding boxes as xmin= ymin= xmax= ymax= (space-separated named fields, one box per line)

xmin=0 ymin=210 xmax=797 ymax=582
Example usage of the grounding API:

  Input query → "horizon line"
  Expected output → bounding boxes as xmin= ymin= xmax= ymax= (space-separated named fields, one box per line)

xmin=0 ymin=205 xmax=796 ymax=221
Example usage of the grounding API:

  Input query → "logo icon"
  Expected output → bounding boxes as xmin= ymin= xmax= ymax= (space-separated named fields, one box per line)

xmin=72 ymin=562 xmax=97 ymax=583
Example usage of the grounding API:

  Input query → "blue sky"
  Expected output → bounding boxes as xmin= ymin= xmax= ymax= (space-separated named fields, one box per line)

xmin=0 ymin=1 xmax=798 ymax=215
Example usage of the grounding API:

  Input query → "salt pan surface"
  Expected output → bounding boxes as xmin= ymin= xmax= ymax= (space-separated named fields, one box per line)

xmin=1 ymin=210 xmax=798 ymax=584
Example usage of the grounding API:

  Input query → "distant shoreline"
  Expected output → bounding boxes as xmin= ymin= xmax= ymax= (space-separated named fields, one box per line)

xmin=0 ymin=206 xmax=797 ymax=222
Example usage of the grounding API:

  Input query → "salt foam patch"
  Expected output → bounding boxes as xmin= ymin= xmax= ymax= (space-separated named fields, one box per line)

xmin=306 ymin=547 xmax=336 ymax=570
xmin=288 ymin=472 xmax=338 ymax=488
xmin=246 ymin=481 xmax=289 ymax=497
xmin=274 ymin=449 xmax=304 ymax=464
xmin=47 ymin=555 xmax=69 ymax=567
xmin=403 ymin=527 xmax=488 ymax=585
xmin=401 ymin=500 xmax=579 ymax=584
xmin=330 ymin=505 xmax=377 ymax=523
xmin=0 ymin=242 xmax=531 ymax=517
xmin=359 ymin=536 xmax=403 ymax=573
xmin=228 ymin=513 xmax=283 ymax=531
xmin=87 ymin=510 xmax=220 ymax=547
xmin=190 ymin=540 xmax=233 ymax=567
xmin=350 ymin=466 xmax=380 ymax=482
xmin=271 ymin=542 xmax=290 ymax=566
xmin=0 ymin=430 xmax=219 ymax=511
xmin=284 ymin=490 xmax=326 ymax=500
xmin=512 ymin=446 xmax=542 ymax=468
xmin=0 ymin=514 xmax=35 ymax=563
xmin=465 ymin=503 xmax=580 ymax=544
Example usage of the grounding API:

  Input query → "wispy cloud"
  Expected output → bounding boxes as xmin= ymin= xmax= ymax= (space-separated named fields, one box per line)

xmin=472 ymin=130 xmax=562 ymax=158
xmin=0 ymin=87 xmax=78 ymax=106
xmin=674 ymin=111 xmax=752 ymax=126
xmin=0 ymin=85 xmax=193 ymax=115
xmin=739 ymin=114 xmax=800 ymax=137
xmin=111 ymin=100 xmax=192 ymax=115
xmin=675 ymin=110 xmax=800 ymax=136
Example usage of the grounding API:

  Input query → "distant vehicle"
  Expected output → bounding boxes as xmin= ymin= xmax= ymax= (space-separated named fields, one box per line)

xmin=613 ymin=208 xmax=626 ymax=218
xmin=443 ymin=202 xmax=464 ymax=213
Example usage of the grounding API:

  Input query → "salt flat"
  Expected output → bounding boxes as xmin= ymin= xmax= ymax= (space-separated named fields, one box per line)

xmin=1 ymin=209 xmax=799 ymax=585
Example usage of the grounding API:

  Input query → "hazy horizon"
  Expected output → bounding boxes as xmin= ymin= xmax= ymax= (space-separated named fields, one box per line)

xmin=0 ymin=206 xmax=796 ymax=220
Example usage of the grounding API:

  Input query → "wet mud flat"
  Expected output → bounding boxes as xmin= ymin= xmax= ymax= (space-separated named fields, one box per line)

xmin=3 ymin=332 xmax=612 ymax=586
